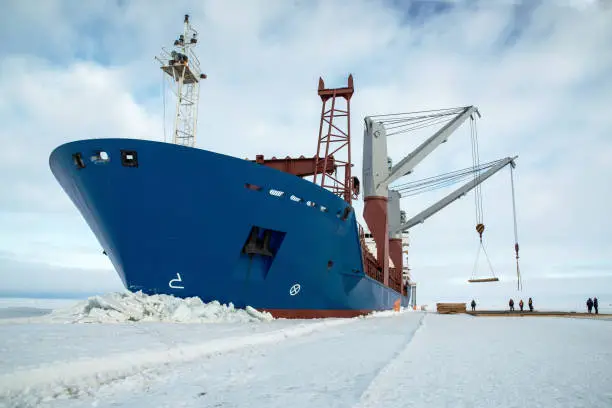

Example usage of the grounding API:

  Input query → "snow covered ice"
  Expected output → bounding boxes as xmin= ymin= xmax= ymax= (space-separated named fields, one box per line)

xmin=34 ymin=291 xmax=274 ymax=324
xmin=1 ymin=294 xmax=611 ymax=408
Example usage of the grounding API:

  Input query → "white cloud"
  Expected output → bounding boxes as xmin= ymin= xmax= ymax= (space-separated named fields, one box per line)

xmin=0 ymin=58 xmax=161 ymax=213
xmin=0 ymin=0 xmax=610 ymax=302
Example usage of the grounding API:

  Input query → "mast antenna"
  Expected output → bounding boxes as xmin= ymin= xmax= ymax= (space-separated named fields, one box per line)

xmin=155 ymin=14 xmax=207 ymax=147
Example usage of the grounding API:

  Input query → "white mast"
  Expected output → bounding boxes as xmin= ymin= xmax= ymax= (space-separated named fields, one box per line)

xmin=156 ymin=14 xmax=206 ymax=147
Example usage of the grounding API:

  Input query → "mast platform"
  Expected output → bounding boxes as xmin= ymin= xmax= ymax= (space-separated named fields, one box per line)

xmin=160 ymin=62 xmax=203 ymax=85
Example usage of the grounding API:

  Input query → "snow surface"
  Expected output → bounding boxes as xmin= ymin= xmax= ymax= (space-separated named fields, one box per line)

xmin=354 ymin=314 xmax=612 ymax=408
xmin=1 ymin=293 xmax=611 ymax=407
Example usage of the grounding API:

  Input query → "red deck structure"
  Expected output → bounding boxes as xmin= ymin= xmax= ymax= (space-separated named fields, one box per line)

xmin=251 ymin=154 xmax=336 ymax=178
xmin=251 ymin=74 xmax=405 ymax=296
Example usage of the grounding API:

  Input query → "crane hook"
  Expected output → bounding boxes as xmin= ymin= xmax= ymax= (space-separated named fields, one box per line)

xmin=476 ymin=223 xmax=485 ymax=241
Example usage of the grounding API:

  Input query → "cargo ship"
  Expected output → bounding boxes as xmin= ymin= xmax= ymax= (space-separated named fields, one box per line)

xmin=49 ymin=15 xmax=518 ymax=318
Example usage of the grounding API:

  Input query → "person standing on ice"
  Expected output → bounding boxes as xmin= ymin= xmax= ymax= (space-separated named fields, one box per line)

xmin=587 ymin=298 xmax=593 ymax=313
xmin=471 ymin=299 xmax=476 ymax=311
xmin=519 ymin=299 xmax=524 ymax=311
xmin=509 ymin=298 xmax=515 ymax=311
xmin=593 ymin=297 xmax=599 ymax=314
xmin=528 ymin=297 xmax=533 ymax=312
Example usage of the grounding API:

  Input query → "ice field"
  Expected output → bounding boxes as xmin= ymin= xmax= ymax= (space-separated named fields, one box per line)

xmin=0 ymin=292 xmax=611 ymax=408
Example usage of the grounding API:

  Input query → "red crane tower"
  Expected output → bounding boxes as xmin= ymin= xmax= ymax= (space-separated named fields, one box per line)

xmin=312 ymin=75 xmax=357 ymax=204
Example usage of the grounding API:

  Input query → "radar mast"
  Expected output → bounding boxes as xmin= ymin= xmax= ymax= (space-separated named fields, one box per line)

xmin=156 ymin=14 xmax=206 ymax=147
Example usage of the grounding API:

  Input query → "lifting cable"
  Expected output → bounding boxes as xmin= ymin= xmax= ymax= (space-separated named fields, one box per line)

xmin=510 ymin=164 xmax=523 ymax=291
xmin=469 ymin=115 xmax=497 ymax=281
xmin=471 ymin=115 xmax=484 ymax=231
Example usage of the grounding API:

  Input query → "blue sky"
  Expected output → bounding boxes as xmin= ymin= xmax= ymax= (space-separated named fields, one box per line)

xmin=0 ymin=0 xmax=611 ymax=308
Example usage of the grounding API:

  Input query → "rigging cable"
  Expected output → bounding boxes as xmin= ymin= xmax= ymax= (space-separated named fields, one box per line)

xmin=385 ymin=116 xmax=455 ymax=136
xmin=470 ymin=115 xmax=484 ymax=234
xmin=510 ymin=164 xmax=523 ymax=291
xmin=367 ymin=106 xmax=465 ymax=119
xmin=471 ymin=234 xmax=497 ymax=280
xmin=368 ymin=107 xmax=467 ymax=137
xmin=394 ymin=158 xmax=506 ymax=197
xmin=469 ymin=115 xmax=496 ymax=281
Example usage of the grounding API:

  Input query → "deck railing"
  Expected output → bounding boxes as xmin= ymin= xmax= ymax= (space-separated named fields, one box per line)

xmin=357 ymin=222 xmax=405 ymax=294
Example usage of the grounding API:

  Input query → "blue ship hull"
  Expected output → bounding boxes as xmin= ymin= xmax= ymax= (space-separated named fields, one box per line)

xmin=49 ymin=138 xmax=409 ymax=318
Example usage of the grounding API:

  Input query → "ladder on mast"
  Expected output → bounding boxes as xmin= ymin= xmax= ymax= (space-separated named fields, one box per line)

xmin=155 ymin=14 xmax=207 ymax=148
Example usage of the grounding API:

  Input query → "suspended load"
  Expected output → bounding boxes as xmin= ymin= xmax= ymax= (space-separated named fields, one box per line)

xmin=468 ymin=223 xmax=499 ymax=283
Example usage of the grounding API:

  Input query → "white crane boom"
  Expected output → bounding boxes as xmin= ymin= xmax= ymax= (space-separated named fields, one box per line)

xmin=391 ymin=156 xmax=517 ymax=235
xmin=382 ymin=105 xmax=480 ymax=188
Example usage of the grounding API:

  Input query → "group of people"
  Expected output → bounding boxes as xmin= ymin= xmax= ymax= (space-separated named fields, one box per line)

xmin=586 ymin=297 xmax=599 ymax=314
xmin=470 ymin=297 xmax=603 ymax=314
xmin=469 ymin=298 xmax=534 ymax=312
xmin=508 ymin=298 xmax=533 ymax=312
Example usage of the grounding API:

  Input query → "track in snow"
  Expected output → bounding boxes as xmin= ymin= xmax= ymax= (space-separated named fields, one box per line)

xmin=353 ymin=313 xmax=612 ymax=408
xmin=1 ymin=312 xmax=424 ymax=408
xmin=352 ymin=312 xmax=427 ymax=408
xmin=0 ymin=318 xmax=352 ymax=406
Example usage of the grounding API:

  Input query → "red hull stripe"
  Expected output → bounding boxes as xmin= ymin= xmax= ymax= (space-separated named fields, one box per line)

xmin=263 ymin=309 xmax=378 ymax=319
